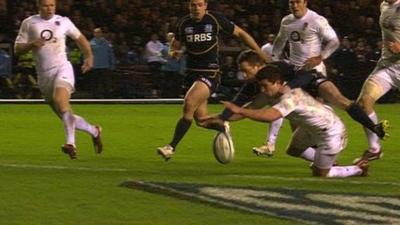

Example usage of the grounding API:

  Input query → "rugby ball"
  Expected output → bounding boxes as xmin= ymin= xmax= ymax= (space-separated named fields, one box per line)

xmin=213 ymin=132 xmax=235 ymax=164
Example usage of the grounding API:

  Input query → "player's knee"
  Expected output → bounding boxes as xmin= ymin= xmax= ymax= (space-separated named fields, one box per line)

xmin=52 ymin=98 xmax=70 ymax=113
xmin=194 ymin=117 xmax=204 ymax=127
xmin=286 ymin=148 xmax=302 ymax=157
xmin=311 ymin=166 xmax=329 ymax=177
xmin=183 ymin=98 xmax=197 ymax=113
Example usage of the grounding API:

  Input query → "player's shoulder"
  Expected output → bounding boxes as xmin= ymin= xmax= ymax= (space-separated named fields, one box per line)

xmin=285 ymin=88 xmax=305 ymax=100
xmin=177 ymin=14 xmax=192 ymax=26
xmin=54 ymin=15 xmax=73 ymax=22
xmin=206 ymin=10 xmax=229 ymax=23
xmin=22 ymin=14 xmax=40 ymax=24
xmin=307 ymin=10 xmax=329 ymax=24
xmin=207 ymin=10 xmax=225 ymax=18
xmin=281 ymin=14 xmax=295 ymax=25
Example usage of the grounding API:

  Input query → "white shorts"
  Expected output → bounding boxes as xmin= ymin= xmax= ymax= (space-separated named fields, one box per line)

xmin=288 ymin=121 xmax=347 ymax=168
xmin=294 ymin=62 xmax=327 ymax=76
xmin=364 ymin=63 xmax=400 ymax=100
xmin=37 ymin=62 xmax=75 ymax=101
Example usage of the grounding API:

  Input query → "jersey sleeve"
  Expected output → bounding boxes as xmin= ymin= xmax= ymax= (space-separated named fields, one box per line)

xmin=174 ymin=18 xmax=185 ymax=42
xmin=210 ymin=11 xmax=235 ymax=35
xmin=317 ymin=17 xmax=337 ymax=42
xmin=64 ymin=17 xmax=82 ymax=40
xmin=272 ymin=18 xmax=289 ymax=61
xmin=272 ymin=91 xmax=297 ymax=117
xmin=15 ymin=19 xmax=29 ymax=44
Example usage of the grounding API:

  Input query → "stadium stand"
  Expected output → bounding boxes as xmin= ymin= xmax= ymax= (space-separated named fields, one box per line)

xmin=1 ymin=0 xmax=398 ymax=101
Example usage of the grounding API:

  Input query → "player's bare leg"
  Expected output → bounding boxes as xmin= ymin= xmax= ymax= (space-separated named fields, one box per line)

xmin=52 ymin=86 xmax=77 ymax=159
xmin=49 ymin=96 xmax=102 ymax=155
xmin=318 ymin=81 xmax=387 ymax=139
xmin=157 ymin=81 xmax=210 ymax=160
xmin=354 ymin=79 xmax=387 ymax=164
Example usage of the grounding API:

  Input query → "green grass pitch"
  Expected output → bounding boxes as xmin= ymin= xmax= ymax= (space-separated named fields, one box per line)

xmin=0 ymin=103 xmax=399 ymax=225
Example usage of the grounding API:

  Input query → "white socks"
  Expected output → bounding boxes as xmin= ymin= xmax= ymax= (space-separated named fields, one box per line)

xmin=62 ymin=111 xmax=76 ymax=145
xmin=74 ymin=115 xmax=98 ymax=137
xmin=364 ymin=111 xmax=380 ymax=153
xmin=327 ymin=166 xmax=362 ymax=178
xmin=266 ymin=118 xmax=283 ymax=145
xmin=300 ymin=147 xmax=316 ymax=162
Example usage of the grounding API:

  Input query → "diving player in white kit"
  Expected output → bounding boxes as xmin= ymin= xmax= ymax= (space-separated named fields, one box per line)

xmin=223 ymin=65 xmax=369 ymax=178
xmin=14 ymin=0 xmax=102 ymax=159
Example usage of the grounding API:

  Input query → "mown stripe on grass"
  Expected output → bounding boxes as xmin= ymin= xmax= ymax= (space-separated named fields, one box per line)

xmin=0 ymin=163 xmax=128 ymax=172
xmin=227 ymin=175 xmax=400 ymax=187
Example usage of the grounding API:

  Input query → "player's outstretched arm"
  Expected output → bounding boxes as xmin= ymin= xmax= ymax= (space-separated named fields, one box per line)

xmin=74 ymin=34 xmax=93 ymax=74
xmin=233 ymin=25 xmax=270 ymax=63
xmin=222 ymin=101 xmax=283 ymax=122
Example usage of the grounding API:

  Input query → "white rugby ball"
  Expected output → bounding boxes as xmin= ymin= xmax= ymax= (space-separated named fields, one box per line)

xmin=213 ymin=132 xmax=234 ymax=164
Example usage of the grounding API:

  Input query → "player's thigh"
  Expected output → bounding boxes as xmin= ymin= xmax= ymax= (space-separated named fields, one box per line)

xmin=286 ymin=127 xmax=314 ymax=156
xmin=318 ymin=81 xmax=351 ymax=109
xmin=54 ymin=63 xmax=75 ymax=94
xmin=357 ymin=71 xmax=391 ymax=112
xmin=183 ymin=81 xmax=210 ymax=113
xmin=314 ymin=128 xmax=347 ymax=170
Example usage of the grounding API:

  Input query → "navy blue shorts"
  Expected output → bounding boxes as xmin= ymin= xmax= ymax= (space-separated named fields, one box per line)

xmin=185 ymin=71 xmax=220 ymax=93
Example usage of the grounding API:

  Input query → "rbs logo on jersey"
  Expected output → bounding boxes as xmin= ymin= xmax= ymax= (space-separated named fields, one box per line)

xmin=186 ymin=33 xmax=212 ymax=43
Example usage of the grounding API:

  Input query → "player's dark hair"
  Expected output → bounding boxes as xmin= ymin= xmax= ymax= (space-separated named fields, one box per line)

xmin=256 ymin=64 xmax=284 ymax=84
xmin=236 ymin=50 xmax=264 ymax=66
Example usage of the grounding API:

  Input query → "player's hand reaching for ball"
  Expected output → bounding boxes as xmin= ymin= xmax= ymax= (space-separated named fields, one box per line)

xmin=221 ymin=101 xmax=242 ymax=114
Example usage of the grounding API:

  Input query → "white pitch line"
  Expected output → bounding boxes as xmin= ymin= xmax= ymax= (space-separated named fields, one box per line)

xmin=0 ymin=163 xmax=128 ymax=172
xmin=227 ymin=175 xmax=400 ymax=187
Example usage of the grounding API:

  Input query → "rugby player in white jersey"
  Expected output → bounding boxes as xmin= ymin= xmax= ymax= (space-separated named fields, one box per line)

xmin=14 ymin=0 xmax=102 ymax=159
xmin=354 ymin=0 xmax=400 ymax=164
xmin=223 ymin=65 xmax=369 ymax=178
xmin=250 ymin=0 xmax=388 ymax=156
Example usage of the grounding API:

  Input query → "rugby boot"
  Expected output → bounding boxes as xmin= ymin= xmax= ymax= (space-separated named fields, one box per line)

xmin=353 ymin=149 xmax=383 ymax=165
xmin=157 ymin=145 xmax=174 ymax=161
xmin=372 ymin=120 xmax=390 ymax=140
xmin=92 ymin=126 xmax=103 ymax=154
xmin=61 ymin=144 xmax=77 ymax=159
xmin=253 ymin=142 xmax=275 ymax=157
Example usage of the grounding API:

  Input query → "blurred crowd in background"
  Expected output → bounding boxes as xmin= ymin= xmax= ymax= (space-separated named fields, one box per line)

xmin=0 ymin=0 xmax=398 ymax=101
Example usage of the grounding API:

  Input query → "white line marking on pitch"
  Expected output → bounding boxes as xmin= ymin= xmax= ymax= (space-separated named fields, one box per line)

xmin=227 ymin=175 xmax=400 ymax=187
xmin=0 ymin=163 xmax=128 ymax=172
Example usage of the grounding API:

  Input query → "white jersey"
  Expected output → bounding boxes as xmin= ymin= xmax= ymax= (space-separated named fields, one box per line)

xmin=261 ymin=43 xmax=273 ymax=58
xmin=272 ymin=9 xmax=338 ymax=71
xmin=272 ymin=88 xmax=345 ymax=153
xmin=15 ymin=14 xmax=81 ymax=72
xmin=377 ymin=0 xmax=400 ymax=67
